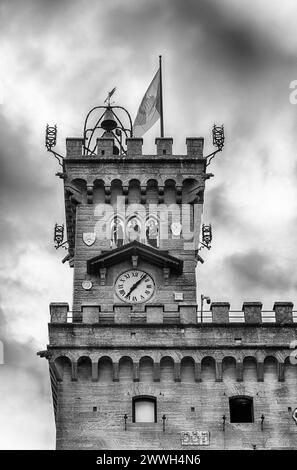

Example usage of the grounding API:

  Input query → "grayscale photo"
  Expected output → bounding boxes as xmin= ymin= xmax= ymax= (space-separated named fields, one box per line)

xmin=0 ymin=0 xmax=297 ymax=461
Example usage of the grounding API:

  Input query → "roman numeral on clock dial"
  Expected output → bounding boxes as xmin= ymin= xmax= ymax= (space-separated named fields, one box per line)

xmin=115 ymin=269 xmax=155 ymax=303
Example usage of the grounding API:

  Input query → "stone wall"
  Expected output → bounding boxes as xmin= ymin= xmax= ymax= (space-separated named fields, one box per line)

xmin=53 ymin=354 xmax=297 ymax=450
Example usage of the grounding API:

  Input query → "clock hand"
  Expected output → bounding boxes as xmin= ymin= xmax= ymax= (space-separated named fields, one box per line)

xmin=125 ymin=274 xmax=146 ymax=298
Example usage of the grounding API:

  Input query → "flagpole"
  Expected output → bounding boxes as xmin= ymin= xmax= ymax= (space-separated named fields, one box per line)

xmin=159 ymin=55 xmax=164 ymax=137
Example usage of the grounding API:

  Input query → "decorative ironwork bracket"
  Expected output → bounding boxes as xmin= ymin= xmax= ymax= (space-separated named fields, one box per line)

xmin=205 ymin=124 xmax=225 ymax=167
xmin=45 ymin=124 xmax=65 ymax=167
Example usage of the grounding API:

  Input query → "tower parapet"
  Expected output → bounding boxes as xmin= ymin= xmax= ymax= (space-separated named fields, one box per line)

xmin=49 ymin=301 xmax=296 ymax=325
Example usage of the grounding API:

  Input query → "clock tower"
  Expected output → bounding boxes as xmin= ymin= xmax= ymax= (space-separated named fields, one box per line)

xmin=40 ymin=100 xmax=297 ymax=451
xmin=40 ymin=99 xmax=213 ymax=449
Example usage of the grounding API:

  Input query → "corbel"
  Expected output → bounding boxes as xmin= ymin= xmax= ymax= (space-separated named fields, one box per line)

xmin=122 ymin=185 xmax=129 ymax=204
xmin=99 ymin=267 xmax=107 ymax=286
xmin=105 ymin=185 xmax=111 ymax=204
xmin=158 ymin=185 xmax=164 ymax=204
xmin=87 ymin=185 xmax=93 ymax=204
xmin=132 ymin=255 xmax=138 ymax=268
xmin=163 ymin=267 xmax=170 ymax=285
xmin=176 ymin=185 xmax=182 ymax=204
xmin=140 ymin=185 xmax=146 ymax=204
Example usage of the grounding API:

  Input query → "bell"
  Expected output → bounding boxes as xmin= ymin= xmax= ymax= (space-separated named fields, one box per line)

xmin=101 ymin=108 xmax=117 ymax=131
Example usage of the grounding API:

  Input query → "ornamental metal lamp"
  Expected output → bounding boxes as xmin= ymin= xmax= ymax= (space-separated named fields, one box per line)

xmin=205 ymin=123 xmax=225 ymax=166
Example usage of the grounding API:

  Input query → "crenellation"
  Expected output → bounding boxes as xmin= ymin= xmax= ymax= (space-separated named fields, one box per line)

xmin=155 ymin=137 xmax=173 ymax=155
xmin=186 ymin=137 xmax=204 ymax=158
xmin=49 ymin=301 xmax=297 ymax=325
xmin=242 ymin=302 xmax=262 ymax=323
xmin=210 ymin=302 xmax=230 ymax=323
xmin=273 ymin=302 xmax=294 ymax=324
xmin=126 ymin=137 xmax=143 ymax=155
xmin=96 ymin=137 xmax=114 ymax=157
xmin=66 ymin=138 xmax=84 ymax=158
xmin=50 ymin=303 xmax=69 ymax=323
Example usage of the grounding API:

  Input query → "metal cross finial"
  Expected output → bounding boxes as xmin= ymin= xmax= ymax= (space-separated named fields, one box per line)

xmin=222 ymin=414 xmax=226 ymax=432
xmin=124 ymin=413 xmax=128 ymax=431
xmin=162 ymin=414 xmax=167 ymax=432
xmin=104 ymin=87 xmax=117 ymax=106
xmin=261 ymin=414 xmax=265 ymax=431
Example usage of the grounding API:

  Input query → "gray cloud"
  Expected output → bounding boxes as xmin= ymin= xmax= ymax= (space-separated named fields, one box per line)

xmin=225 ymin=250 xmax=293 ymax=291
xmin=0 ymin=305 xmax=49 ymax=398
xmin=206 ymin=184 xmax=236 ymax=227
xmin=0 ymin=0 xmax=297 ymax=448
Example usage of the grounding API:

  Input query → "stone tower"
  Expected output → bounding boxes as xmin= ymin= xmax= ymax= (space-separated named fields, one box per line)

xmin=40 ymin=106 xmax=297 ymax=450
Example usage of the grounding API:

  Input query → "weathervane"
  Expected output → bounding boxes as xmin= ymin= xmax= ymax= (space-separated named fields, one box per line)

xmin=45 ymin=86 xmax=133 ymax=166
xmin=104 ymin=87 xmax=117 ymax=106
xmin=83 ymin=86 xmax=133 ymax=156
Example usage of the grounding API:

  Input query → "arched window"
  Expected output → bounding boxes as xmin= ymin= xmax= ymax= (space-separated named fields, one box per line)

xmin=145 ymin=216 xmax=159 ymax=248
xmin=132 ymin=396 xmax=157 ymax=423
xmin=126 ymin=216 xmax=141 ymax=242
xmin=229 ymin=396 xmax=254 ymax=423
xmin=110 ymin=215 xmax=124 ymax=248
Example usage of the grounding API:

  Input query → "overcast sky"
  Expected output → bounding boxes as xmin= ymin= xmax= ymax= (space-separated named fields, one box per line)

xmin=1 ymin=0 xmax=297 ymax=449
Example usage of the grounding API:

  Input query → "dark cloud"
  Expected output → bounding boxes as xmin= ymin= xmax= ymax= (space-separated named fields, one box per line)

xmin=226 ymin=250 xmax=293 ymax=291
xmin=206 ymin=184 xmax=236 ymax=227
xmin=0 ymin=111 xmax=64 ymax=264
xmin=0 ymin=307 xmax=49 ymax=396
xmin=168 ymin=0 xmax=282 ymax=71
xmin=103 ymin=0 xmax=286 ymax=76
xmin=0 ymin=0 xmax=80 ymax=33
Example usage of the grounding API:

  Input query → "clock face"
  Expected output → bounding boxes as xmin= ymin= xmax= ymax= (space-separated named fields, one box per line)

xmin=115 ymin=269 xmax=155 ymax=303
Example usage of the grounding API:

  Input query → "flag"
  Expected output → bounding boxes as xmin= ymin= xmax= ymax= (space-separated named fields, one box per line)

xmin=133 ymin=69 xmax=161 ymax=137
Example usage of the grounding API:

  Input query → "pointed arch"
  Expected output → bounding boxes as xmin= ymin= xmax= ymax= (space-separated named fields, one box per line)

xmin=110 ymin=214 xmax=125 ymax=248
xmin=145 ymin=214 xmax=160 ymax=248
xmin=126 ymin=214 xmax=142 ymax=243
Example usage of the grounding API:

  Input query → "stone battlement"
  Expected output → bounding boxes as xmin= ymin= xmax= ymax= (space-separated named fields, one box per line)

xmin=49 ymin=301 xmax=296 ymax=324
xmin=65 ymin=137 xmax=204 ymax=159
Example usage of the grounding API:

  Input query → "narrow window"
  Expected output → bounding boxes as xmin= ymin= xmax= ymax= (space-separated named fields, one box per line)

xmin=229 ymin=396 xmax=254 ymax=423
xmin=145 ymin=216 xmax=159 ymax=248
xmin=132 ymin=396 xmax=157 ymax=423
